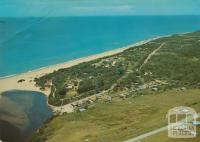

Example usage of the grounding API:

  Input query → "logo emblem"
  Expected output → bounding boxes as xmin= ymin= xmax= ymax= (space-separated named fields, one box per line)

xmin=167 ymin=106 xmax=197 ymax=138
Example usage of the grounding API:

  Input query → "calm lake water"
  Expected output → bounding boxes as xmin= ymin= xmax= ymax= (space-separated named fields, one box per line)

xmin=0 ymin=91 xmax=52 ymax=142
xmin=0 ymin=16 xmax=200 ymax=77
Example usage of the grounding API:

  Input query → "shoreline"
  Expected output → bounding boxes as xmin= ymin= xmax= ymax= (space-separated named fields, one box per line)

xmin=1 ymin=30 xmax=192 ymax=80
xmin=0 ymin=35 xmax=170 ymax=113
xmin=0 ymin=40 xmax=145 ymax=80
xmin=0 ymin=37 xmax=158 ymax=92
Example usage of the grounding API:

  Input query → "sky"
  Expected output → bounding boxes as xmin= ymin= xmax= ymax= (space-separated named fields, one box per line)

xmin=0 ymin=0 xmax=200 ymax=17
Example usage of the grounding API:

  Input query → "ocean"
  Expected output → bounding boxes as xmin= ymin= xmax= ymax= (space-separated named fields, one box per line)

xmin=0 ymin=16 xmax=200 ymax=77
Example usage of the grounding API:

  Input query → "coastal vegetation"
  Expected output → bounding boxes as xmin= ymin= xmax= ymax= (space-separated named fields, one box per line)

xmin=35 ymin=40 xmax=162 ymax=106
xmin=35 ymin=31 xmax=200 ymax=107
xmin=31 ymin=31 xmax=200 ymax=141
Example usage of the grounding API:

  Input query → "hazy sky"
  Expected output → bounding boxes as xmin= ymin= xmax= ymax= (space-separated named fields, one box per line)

xmin=1 ymin=0 xmax=200 ymax=17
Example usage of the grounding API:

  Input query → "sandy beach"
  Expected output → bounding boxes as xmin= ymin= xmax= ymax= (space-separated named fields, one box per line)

xmin=0 ymin=47 xmax=128 ymax=95
xmin=0 ymin=37 xmax=159 ymax=113
xmin=0 ymin=39 xmax=155 ymax=94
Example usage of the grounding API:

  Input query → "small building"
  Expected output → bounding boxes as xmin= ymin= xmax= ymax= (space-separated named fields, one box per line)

xmin=152 ymin=87 xmax=158 ymax=91
xmin=112 ymin=61 xmax=117 ymax=66
xmin=144 ymin=72 xmax=148 ymax=76
xmin=107 ymin=96 xmax=112 ymax=102
xmin=105 ymin=64 xmax=110 ymax=68
xmin=192 ymin=121 xmax=200 ymax=126
xmin=79 ymin=108 xmax=86 ymax=112
xmin=138 ymin=85 xmax=147 ymax=90
xmin=67 ymin=85 xmax=73 ymax=89
xmin=89 ymin=95 xmax=97 ymax=102
xmin=119 ymin=94 xmax=126 ymax=99
xmin=180 ymin=87 xmax=187 ymax=91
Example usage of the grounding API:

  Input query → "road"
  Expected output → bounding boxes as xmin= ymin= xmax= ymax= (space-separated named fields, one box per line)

xmin=124 ymin=126 xmax=168 ymax=142
xmin=139 ymin=43 xmax=166 ymax=70
xmin=124 ymin=114 xmax=200 ymax=142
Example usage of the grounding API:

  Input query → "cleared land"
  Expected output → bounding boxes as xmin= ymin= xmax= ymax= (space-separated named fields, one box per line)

xmin=28 ymin=89 xmax=200 ymax=142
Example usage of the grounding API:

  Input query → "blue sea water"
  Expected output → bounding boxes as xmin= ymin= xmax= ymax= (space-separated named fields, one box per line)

xmin=0 ymin=16 xmax=200 ymax=77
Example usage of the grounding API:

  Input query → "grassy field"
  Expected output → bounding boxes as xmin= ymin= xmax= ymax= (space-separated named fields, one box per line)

xmin=29 ymin=89 xmax=200 ymax=142
xmin=142 ymin=127 xmax=200 ymax=142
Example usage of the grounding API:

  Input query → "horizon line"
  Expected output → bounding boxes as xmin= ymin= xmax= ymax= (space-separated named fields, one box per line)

xmin=1 ymin=14 xmax=200 ymax=18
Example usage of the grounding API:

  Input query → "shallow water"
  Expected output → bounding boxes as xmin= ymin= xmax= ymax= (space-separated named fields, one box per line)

xmin=0 ymin=91 xmax=52 ymax=142
xmin=0 ymin=16 xmax=200 ymax=77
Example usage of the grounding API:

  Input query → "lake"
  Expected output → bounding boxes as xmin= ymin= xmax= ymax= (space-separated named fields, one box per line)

xmin=0 ymin=91 xmax=52 ymax=142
